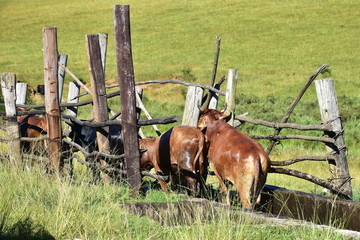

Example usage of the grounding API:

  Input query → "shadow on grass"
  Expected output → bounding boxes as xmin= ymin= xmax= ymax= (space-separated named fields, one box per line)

xmin=0 ymin=217 xmax=54 ymax=240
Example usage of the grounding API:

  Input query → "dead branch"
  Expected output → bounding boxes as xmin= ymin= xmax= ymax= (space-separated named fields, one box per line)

xmin=62 ymin=114 xmax=179 ymax=127
xmin=271 ymin=155 xmax=336 ymax=166
xmin=251 ymin=134 xmax=335 ymax=144
xmin=63 ymin=138 xmax=125 ymax=160
xmin=135 ymin=80 xmax=226 ymax=96
xmin=235 ymin=115 xmax=332 ymax=131
xmin=71 ymin=153 xmax=169 ymax=182
xmin=270 ymin=167 xmax=351 ymax=199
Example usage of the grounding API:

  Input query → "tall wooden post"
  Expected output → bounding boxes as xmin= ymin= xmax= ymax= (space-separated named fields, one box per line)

xmin=225 ymin=69 xmax=238 ymax=126
xmin=1 ymin=73 xmax=21 ymax=166
xmin=86 ymin=34 xmax=111 ymax=183
xmin=43 ymin=27 xmax=62 ymax=172
xmin=182 ymin=86 xmax=204 ymax=127
xmin=114 ymin=5 xmax=142 ymax=194
xmin=315 ymin=78 xmax=352 ymax=198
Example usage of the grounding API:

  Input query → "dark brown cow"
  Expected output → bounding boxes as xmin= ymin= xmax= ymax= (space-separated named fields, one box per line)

xmin=139 ymin=126 xmax=208 ymax=196
xmin=198 ymin=108 xmax=270 ymax=209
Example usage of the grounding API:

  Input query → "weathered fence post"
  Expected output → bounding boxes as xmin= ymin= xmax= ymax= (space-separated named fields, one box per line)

xmin=1 ymin=73 xmax=21 ymax=166
xmin=15 ymin=82 xmax=27 ymax=104
xmin=315 ymin=78 xmax=352 ymax=198
xmin=182 ymin=86 xmax=204 ymax=127
xmin=225 ymin=69 xmax=238 ymax=126
xmin=43 ymin=27 xmax=62 ymax=173
xmin=58 ymin=53 xmax=68 ymax=102
xmin=114 ymin=4 xmax=142 ymax=194
xmin=86 ymin=34 xmax=111 ymax=183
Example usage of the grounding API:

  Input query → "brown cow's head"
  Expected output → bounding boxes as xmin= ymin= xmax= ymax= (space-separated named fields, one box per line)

xmin=197 ymin=108 xmax=231 ymax=131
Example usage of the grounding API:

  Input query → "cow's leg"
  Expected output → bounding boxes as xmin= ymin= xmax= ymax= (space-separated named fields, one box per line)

xmin=170 ymin=163 xmax=181 ymax=192
xmin=212 ymin=166 xmax=229 ymax=205
xmin=153 ymin=163 xmax=168 ymax=191
xmin=235 ymin=177 xmax=253 ymax=210
xmin=183 ymin=171 xmax=197 ymax=196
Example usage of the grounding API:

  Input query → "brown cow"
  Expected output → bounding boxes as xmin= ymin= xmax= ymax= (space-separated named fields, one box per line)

xmin=198 ymin=108 xmax=270 ymax=209
xmin=17 ymin=108 xmax=47 ymax=153
xmin=139 ymin=126 xmax=208 ymax=196
xmin=138 ymin=132 xmax=172 ymax=191
xmin=169 ymin=126 xmax=208 ymax=196
xmin=139 ymin=137 xmax=158 ymax=172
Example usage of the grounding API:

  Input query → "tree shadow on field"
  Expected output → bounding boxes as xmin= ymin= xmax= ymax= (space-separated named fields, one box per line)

xmin=0 ymin=217 xmax=55 ymax=240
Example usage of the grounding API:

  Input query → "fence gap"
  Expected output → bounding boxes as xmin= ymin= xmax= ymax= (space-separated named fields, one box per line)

xmin=315 ymin=78 xmax=352 ymax=198
xmin=114 ymin=4 xmax=142 ymax=195
xmin=182 ymin=86 xmax=204 ymax=127
xmin=86 ymin=34 xmax=111 ymax=183
xmin=135 ymin=88 xmax=161 ymax=137
xmin=1 ymin=72 xmax=21 ymax=166
xmin=43 ymin=27 xmax=62 ymax=173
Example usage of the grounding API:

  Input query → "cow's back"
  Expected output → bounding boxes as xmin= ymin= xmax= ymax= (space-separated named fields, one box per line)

xmin=169 ymin=126 xmax=203 ymax=166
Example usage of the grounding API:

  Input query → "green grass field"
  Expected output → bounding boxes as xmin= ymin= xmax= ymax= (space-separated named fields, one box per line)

xmin=1 ymin=0 xmax=360 ymax=238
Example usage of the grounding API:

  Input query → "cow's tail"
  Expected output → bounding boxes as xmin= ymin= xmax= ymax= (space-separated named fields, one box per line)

xmin=193 ymin=136 xmax=204 ymax=192
xmin=194 ymin=137 xmax=204 ymax=173
xmin=252 ymin=156 xmax=261 ymax=205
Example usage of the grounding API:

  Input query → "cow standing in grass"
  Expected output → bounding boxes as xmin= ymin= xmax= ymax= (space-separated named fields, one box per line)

xmin=140 ymin=126 xmax=208 ymax=196
xmin=197 ymin=108 xmax=270 ymax=209
xmin=169 ymin=126 xmax=208 ymax=196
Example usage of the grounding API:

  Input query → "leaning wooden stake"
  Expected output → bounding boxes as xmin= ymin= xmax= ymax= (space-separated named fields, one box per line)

xmin=204 ymin=36 xmax=221 ymax=108
xmin=1 ymin=73 xmax=21 ymax=166
xmin=315 ymin=78 xmax=352 ymax=199
xmin=266 ymin=64 xmax=330 ymax=154
xmin=86 ymin=34 xmax=111 ymax=183
xmin=114 ymin=4 xmax=142 ymax=194
xmin=43 ymin=27 xmax=62 ymax=172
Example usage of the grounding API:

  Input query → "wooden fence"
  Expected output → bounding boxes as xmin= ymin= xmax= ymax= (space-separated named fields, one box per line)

xmin=0 ymin=4 xmax=352 ymax=199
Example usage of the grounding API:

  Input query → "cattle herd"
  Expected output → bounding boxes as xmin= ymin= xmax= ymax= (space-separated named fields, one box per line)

xmin=11 ymin=107 xmax=271 ymax=210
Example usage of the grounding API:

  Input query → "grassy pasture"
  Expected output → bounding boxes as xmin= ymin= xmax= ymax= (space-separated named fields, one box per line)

xmin=1 ymin=0 xmax=360 ymax=238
